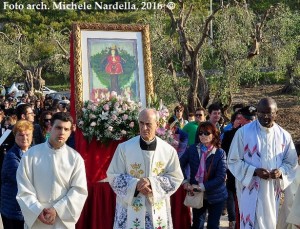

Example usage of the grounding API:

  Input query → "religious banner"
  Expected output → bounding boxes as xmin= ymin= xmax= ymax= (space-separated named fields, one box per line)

xmin=72 ymin=23 xmax=153 ymax=119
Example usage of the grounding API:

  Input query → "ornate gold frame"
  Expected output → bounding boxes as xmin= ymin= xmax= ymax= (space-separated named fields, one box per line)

xmin=72 ymin=23 xmax=153 ymax=118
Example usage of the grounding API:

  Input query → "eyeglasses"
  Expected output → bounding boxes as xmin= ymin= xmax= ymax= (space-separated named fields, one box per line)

xmin=199 ymin=131 xmax=212 ymax=136
xmin=195 ymin=114 xmax=203 ymax=117
xmin=175 ymin=109 xmax=183 ymax=112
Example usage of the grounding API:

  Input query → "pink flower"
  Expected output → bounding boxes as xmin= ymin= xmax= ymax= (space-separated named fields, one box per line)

xmin=122 ymin=114 xmax=128 ymax=120
xmin=156 ymin=127 xmax=166 ymax=136
xmin=122 ymin=104 xmax=128 ymax=111
xmin=111 ymin=114 xmax=117 ymax=120
xmin=103 ymin=104 xmax=110 ymax=111
xmin=91 ymin=105 xmax=97 ymax=111
xmin=114 ymin=102 xmax=120 ymax=108
xmin=129 ymin=122 xmax=135 ymax=128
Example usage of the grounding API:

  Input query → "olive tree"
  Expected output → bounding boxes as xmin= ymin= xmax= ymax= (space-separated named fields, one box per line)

xmin=0 ymin=23 xmax=69 ymax=92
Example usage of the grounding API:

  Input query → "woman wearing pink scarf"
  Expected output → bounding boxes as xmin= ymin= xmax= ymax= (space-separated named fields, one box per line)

xmin=180 ymin=121 xmax=228 ymax=229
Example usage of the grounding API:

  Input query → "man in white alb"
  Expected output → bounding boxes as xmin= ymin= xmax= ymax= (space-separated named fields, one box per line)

xmin=16 ymin=112 xmax=88 ymax=229
xmin=227 ymin=97 xmax=297 ymax=229
xmin=107 ymin=108 xmax=183 ymax=229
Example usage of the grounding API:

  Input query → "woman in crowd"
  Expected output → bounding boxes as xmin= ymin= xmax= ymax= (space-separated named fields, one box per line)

xmin=39 ymin=110 xmax=53 ymax=140
xmin=0 ymin=120 xmax=34 ymax=229
xmin=3 ymin=115 xmax=17 ymax=130
xmin=173 ymin=104 xmax=188 ymax=128
xmin=180 ymin=121 xmax=227 ymax=229
xmin=33 ymin=98 xmax=43 ymax=123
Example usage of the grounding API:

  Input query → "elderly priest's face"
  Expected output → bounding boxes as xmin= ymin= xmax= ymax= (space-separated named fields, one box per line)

xmin=138 ymin=109 xmax=158 ymax=141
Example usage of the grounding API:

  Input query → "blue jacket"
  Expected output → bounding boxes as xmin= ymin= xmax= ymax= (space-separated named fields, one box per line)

xmin=0 ymin=144 xmax=24 ymax=220
xmin=180 ymin=144 xmax=228 ymax=204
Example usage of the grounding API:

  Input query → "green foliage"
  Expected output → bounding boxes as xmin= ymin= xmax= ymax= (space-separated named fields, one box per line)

xmin=239 ymin=71 xmax=285 ymax=86
xmin=30 ymin=40 xmax=56 ymax=60
xmin=249 ymin=0 xmax=300 ymax=13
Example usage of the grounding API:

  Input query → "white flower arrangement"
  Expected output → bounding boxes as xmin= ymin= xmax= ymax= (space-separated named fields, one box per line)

xmin=78 ymin=91 xmax=141 ymax=143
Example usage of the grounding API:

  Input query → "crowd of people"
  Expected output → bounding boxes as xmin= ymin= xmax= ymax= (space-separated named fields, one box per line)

xmin=0 ymin=89 xmax=300 ymax=229
xmin=0 ymin=91 xmax=87 ymax=229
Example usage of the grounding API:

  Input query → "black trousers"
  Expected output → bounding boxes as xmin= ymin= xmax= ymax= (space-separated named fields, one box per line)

xmin=1 ymin=214 xmax=24 ymax=229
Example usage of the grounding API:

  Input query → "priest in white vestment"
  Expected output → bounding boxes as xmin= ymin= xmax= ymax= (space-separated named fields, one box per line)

xmin=107 ymin=108 xmax=184 ymax=229
xmin=228 ymin=97 xmax=298 ymax=229
xmin=16 ymin=112 xmax=88 ymax=229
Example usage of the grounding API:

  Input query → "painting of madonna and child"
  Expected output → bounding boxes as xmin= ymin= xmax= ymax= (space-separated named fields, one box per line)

xmin=87 ymin=37 xmax=147 ymax=104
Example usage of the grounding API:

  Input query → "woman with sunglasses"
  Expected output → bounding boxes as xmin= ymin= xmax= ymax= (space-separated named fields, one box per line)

xmin=180 ymin=121 xmax=227 ymax=229
xmin=39 ymin=111 xmax=53 ymax=140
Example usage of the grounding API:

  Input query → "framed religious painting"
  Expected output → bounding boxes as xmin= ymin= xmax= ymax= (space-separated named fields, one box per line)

xmin=72 ymin=23 xmax=153 ymax=117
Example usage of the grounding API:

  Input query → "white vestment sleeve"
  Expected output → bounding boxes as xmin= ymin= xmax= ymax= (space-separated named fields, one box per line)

xmin=16 ymin=156 xmax=44 ymax=228
xmin=227 ymin=128 xmax=256 ymax=187
xmin=107 ymin=144 xmax=139 ymax=205
xmin=52 ymin=156 xmax=88 ymax=227
xmin=286 ymin=184 xmax=300 ymax=226
xmin=149 ymin=148 xmax=184 ymax=203
xmin=278 ymin=139 xmax=298 ymax=190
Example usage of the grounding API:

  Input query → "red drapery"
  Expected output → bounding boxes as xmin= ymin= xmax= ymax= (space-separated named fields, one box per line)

xmin=74 ymin=135 xmax=122 ymax=229
xmin=171 ymin=186 xmax=192 ymax=229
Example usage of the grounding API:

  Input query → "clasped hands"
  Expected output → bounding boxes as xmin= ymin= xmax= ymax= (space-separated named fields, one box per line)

xmin=254 ymin=168 xmax=282 ymax=180
xmin=38 ymin=207 xmax=56 ymax=225
xmin=136 ymin=177 xmax=152 ymax=196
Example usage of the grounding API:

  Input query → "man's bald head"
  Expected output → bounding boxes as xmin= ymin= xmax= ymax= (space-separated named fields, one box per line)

xmin=257 ymin=97 xmax=278 ymax=128
xmin=257 ymin=97 xmax=278 ymax=113
xmin=138 ymin=108 xmax=159 ymax=122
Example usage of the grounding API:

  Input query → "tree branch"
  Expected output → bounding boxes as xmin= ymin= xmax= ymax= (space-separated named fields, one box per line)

xmin=183 ymin=5 xmax=193 ymax=27
xmin=194 ymin=6 xmax=223 ymax=55
xmin=15 ymin=59 xmax=28 ymax=70
xmin=167 ymin=61 xmax=183 ymax=103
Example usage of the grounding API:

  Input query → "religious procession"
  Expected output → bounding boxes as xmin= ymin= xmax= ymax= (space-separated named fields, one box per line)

xmin=1 ymin=0 xmax=300 ymax=229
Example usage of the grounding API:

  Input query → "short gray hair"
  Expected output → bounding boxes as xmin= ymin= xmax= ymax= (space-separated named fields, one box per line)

xmin=139 ymin=108 xmax=159 ymax=122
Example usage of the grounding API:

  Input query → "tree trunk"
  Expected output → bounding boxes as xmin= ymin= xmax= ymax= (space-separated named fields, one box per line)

xmin=16 ymin=60 xmax=46 ymax=93
xmin=24 ymin=68 xmax=45 ymax=92
xmin=282 ymin=65 xmax=300 ymax=93
xmin=197 ymin=70 xmax=210 ymax=108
